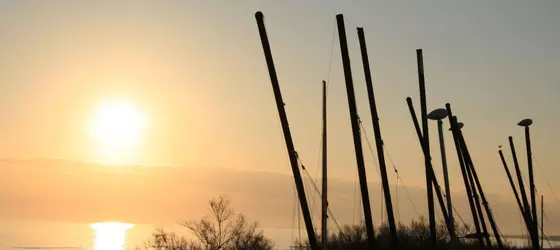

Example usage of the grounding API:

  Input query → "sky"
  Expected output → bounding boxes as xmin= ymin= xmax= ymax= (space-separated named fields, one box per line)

xmin=0 ymin=0 xmax=559 ymax=246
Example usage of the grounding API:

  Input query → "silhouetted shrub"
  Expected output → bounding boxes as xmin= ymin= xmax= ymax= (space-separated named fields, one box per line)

xmin=293 ymin=217 xmax=529 ymax=250
xmin=139 ymin=196 xmax=274 ymax=250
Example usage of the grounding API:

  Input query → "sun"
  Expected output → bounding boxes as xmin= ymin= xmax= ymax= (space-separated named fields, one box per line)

xmin=88 ymin=98 xmax=147 ymax=165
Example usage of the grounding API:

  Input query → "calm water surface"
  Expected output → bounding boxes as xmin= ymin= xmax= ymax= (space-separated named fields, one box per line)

xmin=0 ymin=220 xmax=556 ymax=249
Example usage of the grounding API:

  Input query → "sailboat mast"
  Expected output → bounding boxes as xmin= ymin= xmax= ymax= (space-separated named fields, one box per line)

xmin=466 ymin=160 xmax=492 ymax=247
xmin=357 ymin=27 xmax=399 ymax=250
xmin=541 ymin=195 xmax=544 ymax=250
xmin=457 ymin=123 xmax=504 ymax=249
xmin=416 ymin=49 xmax=437 ymax=248
xmin=446 ymin=108 xmax=484 ymax=249
xmin=499 ymin=149 xmax=531 ymax=230
xmin=321 ymin=80 xmax=328 ymax=249
xmin=406 ymin=98 xmax=454 ymax=238
xmin=254 ymin=11 xmax=318 ymax=250
xmin=336 ymin=14 xmax=376 ymax=249
xmin=524 ymin=123 xmax=538 ymax=246
xmin=509 ymin=136 xmax=539 ymax=249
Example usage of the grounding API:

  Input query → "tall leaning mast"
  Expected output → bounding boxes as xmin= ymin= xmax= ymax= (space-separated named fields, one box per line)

xmin=255 ymin=11 xmax=318 ymax=250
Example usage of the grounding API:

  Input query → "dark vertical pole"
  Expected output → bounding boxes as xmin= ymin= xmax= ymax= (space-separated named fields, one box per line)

xmin=406 ymin=98 xmax=455 ymax=238
xmin=499 ymin=149 xmax=531 ymax=230
xmin=541 ymin=195 xmax=544 ymax=250
xmin=416 ymin=49 xmax=437 ymax=248
xmin=525 ymin=126 xmax=538 ymax=244
xmin=466 ymin=162 xmax=492 ymax=247
xmin=509 ymin=137 xmax=533 ymax=222
xmin=458 ymin=129 xmax=504 ymax=249
xmin=472 ymin=169 xmax=504 ymax=249
xmin=509 ymin=136 xmax=539 ymax=250
xmin=254 ymin=12 xmax=318 ymax=250
xmin=321 ymin=80 xmax=328 ymax=249
xmin=438 ymin=119 xmax=454 ymax=235
xmin=357 ymin=27 xmax=398 ymax=250
xmin=406 ymin=98 xmax=423 ymax=146
xmin=446 ymin=105 xmax=484 ymax=249
xmin=336 ymin=14 xmax=376 ymax=249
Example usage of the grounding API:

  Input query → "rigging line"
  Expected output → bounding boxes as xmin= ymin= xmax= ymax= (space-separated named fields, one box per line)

xmin=543 ymin=234 xmax=553 ymax=249
xmin=532 ymin=186 xmax=560 ymax=236
xmin=326 ymin=20 xmax=336 ymax=84
xmin=295 ymin=157 xmax=316 ymax=195
xmin=382 ymin=143 xmax=399 ymax=173
xmin=303 ymin=166 xmax=319 ymax=232
xmin=291 ymin=180 xmax=298 ymax=244
xmin=538 ymin=212 xmax=555 ymax=249
xmin=494 ymin=218 xmax=511 ymax=248
xmin=308 ymin=114 xmax=324 ymax=227
xmin=498 ymin=231 xmax=511 ymax=248
xmin=381 ymin=183 xmax=385 ymax=226
xmin=383 ymin=144 xmax=421 ymax=217
xmin=290 ymin=169 xmax=307 ymax=245
xmin=298 ymin=183 xmax=302 ymax=243
xmin=357 ymin=119 xmax=385 ymax=225
xmin=540 ymin=213 xmax=555 ymax=249
xmin=518 ymin=215 xmax=525 ymax=245
xmin=328 ymin=208 xmax=343 ymax=232
xmin=353 ymin=167 xmax=359 ymax=224
xmin=356 ymin=177 xmax=363 ymax=224
xmin=532 ymin=153 xmax=560 ymax=208
xmin=311 ymin=85 xmax=327 ymax=213
xmin=296 ymin=155 xmax=319 ymax=233
xmin=296 ymin=155 xmax=322 ymax=226
xmin=309 ymin=176 xmax=342 ymax=233
xmin=301 ymin=165 xmax=313 ymax=231
xmin=397 ymin=177 xmax=420 ymax=218
xmin=358 ymin=118 xmax=381 ymax=171
xmin=434 ymin=181 xmax=480 ymax=235
xmin=296 ymin=100 xmax=327 ymax=229
xmin=297 ymin=159 xmax=343 ymax=232
xmin=535 ymin=212 xmax=556 ymax=249
xmin=485 ymin=198 xmax=510 ymax=248
xmin=445 ymin=188 xmax=469 ymax=231
xmin=395 ymin=175 xmax=400 ymax=223
xmin=543 ymin=211 xmax=560 ymax=236
xmin=298 ymin=160 xmax=322 ymax=200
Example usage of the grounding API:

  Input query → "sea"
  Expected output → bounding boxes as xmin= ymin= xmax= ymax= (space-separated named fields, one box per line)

xmin=0 ymin=220 xmax=298 ymax=250
xmin=0 ymin=220 xmax=557 ymax=250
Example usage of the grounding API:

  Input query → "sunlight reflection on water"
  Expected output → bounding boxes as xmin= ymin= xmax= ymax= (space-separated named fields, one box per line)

xmin=90 ymin=222 xmax=134 ymax=250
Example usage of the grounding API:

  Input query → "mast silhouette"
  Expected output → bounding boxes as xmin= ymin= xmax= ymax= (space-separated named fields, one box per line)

xmin=509 ymin=136 xmax=539 ymax=250
xmin=541 ymin=195 xmax=544 ymax=250
xmin=321 ymin=80 xmax=328 ymax=249
xmin=447 ymin=109 xmax=484 ymax=249
xmin=499 ymin=149 xmax=531 ymax=231
xmin=466 ymin=158 xmax=492 ymax=247
xmin=406 ymin=98 xmax=455 ymax=238
xmin=416 ymin=49 xmax=437 ymax=247
xmin=357 ymin=27 xmax=398 ymax=250
xmin=336 ymin=14 xmax=376 ymax=249
xmin=254 ymin=11 xmax=318 ymax=249
xmin=430 ymin=110 xmax=454 ymax=237
xmin=519 ymin=119 xmax=538 ymax=248
xmin=453 ymin=117 xmax=503 ymax=249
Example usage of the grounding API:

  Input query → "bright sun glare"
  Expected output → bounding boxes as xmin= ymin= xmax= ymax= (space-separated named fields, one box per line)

xmin=91 ymin=222 xmax=134 ymax=250
xmin=89 ymin=99 xmax=147 ymax=165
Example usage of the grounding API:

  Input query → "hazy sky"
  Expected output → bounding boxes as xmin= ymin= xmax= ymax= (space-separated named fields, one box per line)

xmin=1 ymin=159 xmax=558 ymax=239
xmin=0 ymin=0 xmax=559 ymax=241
